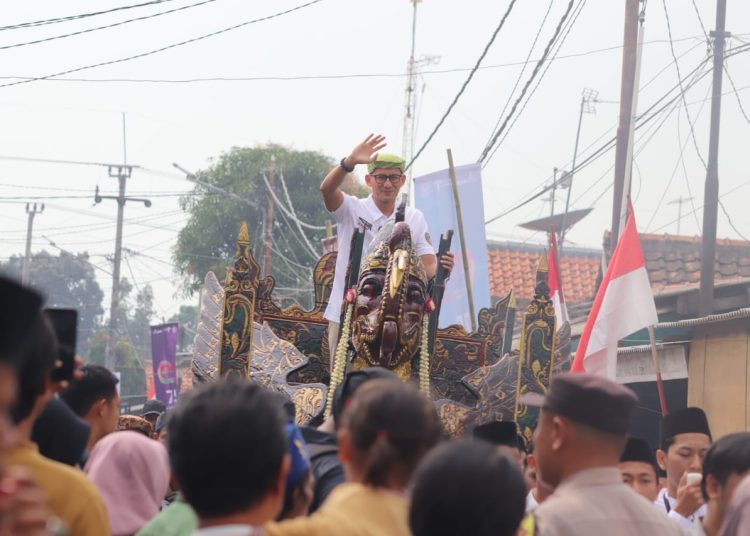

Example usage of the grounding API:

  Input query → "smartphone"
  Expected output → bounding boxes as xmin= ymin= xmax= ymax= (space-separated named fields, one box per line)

xmin=45 ymin=308 xmax=78 ymax=382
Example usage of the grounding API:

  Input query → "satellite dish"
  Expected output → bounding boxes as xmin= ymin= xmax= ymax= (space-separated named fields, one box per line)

xmin=518 ymin=208 xmax=593 ymax=233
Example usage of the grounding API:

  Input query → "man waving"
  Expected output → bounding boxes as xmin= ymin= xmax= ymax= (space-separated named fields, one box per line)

xmin=320 ymin=134 xmax=453 ymax=365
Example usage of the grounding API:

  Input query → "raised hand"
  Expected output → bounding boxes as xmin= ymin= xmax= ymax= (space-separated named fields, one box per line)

xmin=674 ymin=472 xmax=705 ymax=518
xmin=347 ymin=134 xmax=387 ymax=166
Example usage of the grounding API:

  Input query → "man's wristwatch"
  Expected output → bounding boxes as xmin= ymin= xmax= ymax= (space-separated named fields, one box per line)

xmin=340 ymin=157 xmax=355 ymax=173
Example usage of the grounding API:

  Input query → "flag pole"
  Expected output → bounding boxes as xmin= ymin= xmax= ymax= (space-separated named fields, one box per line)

xmin=647 ymin=325 xmax=669 ymax=415
xmin=447 ymin=149 xmax=477 ymax=332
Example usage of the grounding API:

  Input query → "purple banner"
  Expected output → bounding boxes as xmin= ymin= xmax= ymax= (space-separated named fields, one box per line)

xmin=150 ymin=323 xmax=179 ymax=408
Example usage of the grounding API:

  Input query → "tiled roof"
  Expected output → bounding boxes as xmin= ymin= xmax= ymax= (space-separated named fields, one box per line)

xmin=606 ymin=232 xmax=750 ymax=293
xmin=487 ymin=241 xmax=600 ymax=304
xmin=486 ymin=233 xmax=750 ymax=307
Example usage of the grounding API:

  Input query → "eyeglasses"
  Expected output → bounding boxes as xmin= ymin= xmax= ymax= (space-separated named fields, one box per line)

xmin=370 ymin=174 xmax=404 ymax=185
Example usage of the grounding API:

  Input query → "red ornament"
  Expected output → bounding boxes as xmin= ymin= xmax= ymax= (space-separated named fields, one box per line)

xmin=424 ymin=296 xmax=436 ymax=314
xmin=345 ymin=288 xmax=357 ymax=304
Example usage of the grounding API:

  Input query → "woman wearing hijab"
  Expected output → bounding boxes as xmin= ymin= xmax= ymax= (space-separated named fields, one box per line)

xmin=85 ymin=430 xmax=170 ymax=536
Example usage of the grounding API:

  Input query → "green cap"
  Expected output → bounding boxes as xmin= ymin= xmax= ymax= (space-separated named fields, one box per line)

xmin=367 ymin=153 xmax=405 ymax=174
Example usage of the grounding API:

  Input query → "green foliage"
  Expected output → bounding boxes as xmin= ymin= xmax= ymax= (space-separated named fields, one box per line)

xmin=174 ymin=143 xmax=367 ymax=306
xmin=168 ymin=304 xmax=198 ymax=353
xmin=0 ymin=250 xmax=104 ymax=355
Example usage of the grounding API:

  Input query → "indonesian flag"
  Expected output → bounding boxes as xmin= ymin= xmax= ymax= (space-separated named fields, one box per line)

xmin=571 ymin=206 xmax=657 ymax=377
xmin=548 ymin=232 xmax=568 ymax=324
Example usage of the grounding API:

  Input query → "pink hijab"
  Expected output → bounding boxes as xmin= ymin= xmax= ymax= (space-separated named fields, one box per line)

xmin=85 ymin=430 xmax=170 ymax=536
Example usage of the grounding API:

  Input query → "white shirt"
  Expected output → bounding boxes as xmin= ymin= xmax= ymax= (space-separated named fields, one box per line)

xmin=324 ymin=193 xmax=435 ymax=323
xmin=526 ymin=489 xmax=539 ymax=513
xmin=655 ymin=487 xmax=707 ymax=531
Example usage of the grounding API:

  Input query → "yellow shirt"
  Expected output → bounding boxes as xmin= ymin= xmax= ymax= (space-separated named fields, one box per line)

xmin=9 ymin=440 xmax=111 ymax=536
xmin=265 ymin=483 xmax=410 ymax=536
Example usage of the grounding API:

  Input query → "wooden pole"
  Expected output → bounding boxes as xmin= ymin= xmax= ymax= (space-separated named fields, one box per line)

xmin=647 ymin=325 xmax=669 ymax=415
xmin=447 ymin=149 xmax=476 ymax=332
xmin=699 ymin=0 xmax=729 ymax=316
xmin=610 ymin=0 xmax=640 ymax=254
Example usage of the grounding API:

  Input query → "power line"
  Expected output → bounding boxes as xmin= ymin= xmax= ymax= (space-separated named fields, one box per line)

xmin=482 ymin=0 xmax=587 ymax=167
xmin=661 ymin=0 xmax=707 ymax=168
xmin=0 ymin=154 xmax=142 ymax=168
xmin=719 ymin=199 xmax=749 ymax=241
xmin=479 ymin=0 xmax=580 ymax=164
xmin=644 ymin=79 xmax=711 ymax=231
xmin=0 ymin=0 xmax=218 ymax=51
xmin=0 ymin=0 xmax=325 ymax=90
xmin=0 ymin=34 xmax=723 ymax=84
xmin=485 ymin=46 xmax=725 ymax=225
xmin=0 ymin=0 xmax=177 ymax=31
xmin=405 ymin=0 xmax=519 ymax=171
xmin=723 ymin=65 xmax=750 ymax=125
xmin=479 ymin=0 xmax=555 ymax=159
xmin=651 ymin=179 xmax=750 ymax=233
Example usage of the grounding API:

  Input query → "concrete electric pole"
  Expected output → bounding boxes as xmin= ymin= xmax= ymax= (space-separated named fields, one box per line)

xmin=21 ymin=202 xmax=44 ymax=284
xmin=699 ymin=0 xmax=729 ymax=316
xmin=95 ymin=166 xmax=152 ymax=370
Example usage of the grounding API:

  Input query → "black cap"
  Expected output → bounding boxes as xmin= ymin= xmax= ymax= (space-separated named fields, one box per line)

xmin=0 ymin=276 xmax=44 ymax=365
xmin=472 ymin=421 xmax=522 ymax=449
xmin=141 ymin=398 xmax=166 ymax=417
xmin=660 ymin=407 xmax=711 ymax=444
xmin=332 ymin=367 xmax=398 ymax=425
xmin=621 ymin=437 xmax=658 ymax=468
xmin=522 ymin=372 xmax=638 ymax=435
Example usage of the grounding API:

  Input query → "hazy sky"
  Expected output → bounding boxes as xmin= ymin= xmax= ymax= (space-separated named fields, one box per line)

xmin=1 ymin=0 xmax=748 ymax=320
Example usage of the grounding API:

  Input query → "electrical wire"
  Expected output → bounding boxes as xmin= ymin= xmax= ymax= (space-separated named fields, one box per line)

xmin=0 ymin=0 xmax=217 ymax=51
xmin=0 ymin=0 xmax=177 ymax=31
xmin=644 ymin=80 xmax=711 ymax=231
xmin=260 ymin=171 xmax=318 ymax=258
xmin=479 ymin=0 xmax=579 ymax=164
xmin=576 ymin=62 xmax=710 ymax=211
xmin=719 ymin=199 xmax=749 ymax=241
xmin=0 ymin=0 xmax=325 ymax=90
xmin=484 ymin=48 xmax=718 ymax=225
xmin=482 ymin=0 xmax=587 ymax=167
xmin=260 ymin=171 xmax=330 ymax=230
xmin=723 ymin=65 xmax=750 ymax=125
xmin=405 ymin=0 xmax=518 ymax=171
xmin=651 ymin=179 xmax=750 ymax=233
xmin=0 ymin=34 xmax=722 ymax=84
xmin=661 ymin=0 xmax=707 ymax=168
xmin=479 ymin=0 xmax=555 ymax=159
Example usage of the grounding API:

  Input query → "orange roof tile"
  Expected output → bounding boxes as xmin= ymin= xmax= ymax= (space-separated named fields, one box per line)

xmin=487 ymin=242 xmax=600 ymax=304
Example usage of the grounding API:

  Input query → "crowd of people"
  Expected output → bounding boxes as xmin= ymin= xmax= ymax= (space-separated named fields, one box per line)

xmin=2 ymin=276 xmax=750 ymax=535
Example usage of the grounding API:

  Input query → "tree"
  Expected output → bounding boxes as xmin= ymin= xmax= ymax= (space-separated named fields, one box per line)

xmin=168 ymin=304 xmax=198 ymax=353
xmin=174 ymin=143 xmax=367 ymax=307
xmin=85 ymin=280 xmax=153 ymax=400
xmin=0 ymin=250 xmax=104 ymax=355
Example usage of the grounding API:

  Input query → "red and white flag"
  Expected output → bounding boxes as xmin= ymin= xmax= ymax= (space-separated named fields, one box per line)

xmin=548 ymin=232 xmax=568 ymax=324
xmin=572 ymin=206 xmax=657 ymax=377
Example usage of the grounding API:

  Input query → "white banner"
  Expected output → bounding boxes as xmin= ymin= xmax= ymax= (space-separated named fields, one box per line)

xmin=414 ymin=163 xmax=492 ymax=330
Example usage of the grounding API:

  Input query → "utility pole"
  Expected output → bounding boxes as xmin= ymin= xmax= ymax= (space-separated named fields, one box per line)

xmin=402 ymin=0 xmax=420 ymax=167
xmin=668 ymin=196 xmax=693 ymax=235
xmin=699 ymin=0 xmax=729 ymax=316
xmin=610 ymin=0 xmax=641 ymax=254
xmin=21 ymin=202 xmax=44 ymax=284
xmin=96 ymin=137 xmax=152 ymax=369
xmin=262 ymin=155 xmax=277 ymax=277
xmin=559 ymin=88 xmax=598 ymax=250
